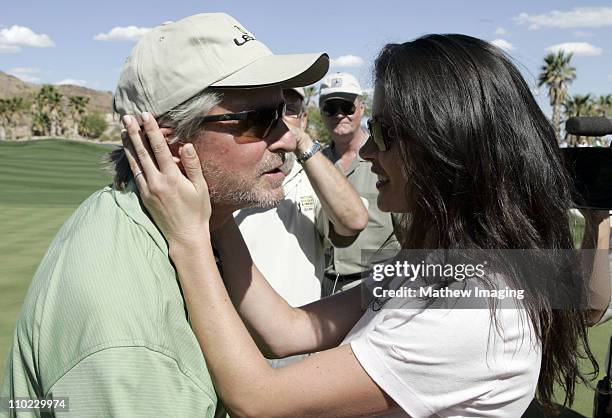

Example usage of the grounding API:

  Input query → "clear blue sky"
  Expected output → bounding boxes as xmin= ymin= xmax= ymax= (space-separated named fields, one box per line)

xmin=2 ymin=0 xmax=612 ymax=116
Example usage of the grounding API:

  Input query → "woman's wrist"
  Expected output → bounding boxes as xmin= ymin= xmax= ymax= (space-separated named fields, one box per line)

xmin=167 ymin=229 xmax=213 ymax=261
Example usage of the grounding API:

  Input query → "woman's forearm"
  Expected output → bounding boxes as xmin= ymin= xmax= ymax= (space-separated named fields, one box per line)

xmin=213 ymin=219 xmax=365 ymax=357
xmin=211 ymin=219 xmax=310 ymax=357
xmin=168 ymin=237 xmax=280 ymax=415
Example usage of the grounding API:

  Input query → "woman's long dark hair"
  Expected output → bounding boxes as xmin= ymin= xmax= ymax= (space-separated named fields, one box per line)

xmin=374 ymin=34 xmax=596 ymax=408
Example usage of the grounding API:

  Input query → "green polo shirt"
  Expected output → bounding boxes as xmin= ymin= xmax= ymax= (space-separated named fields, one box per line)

xmin=1 ymin=185 xmax=223 ymax=417
xmin=320 ymin=141 xmax=400 ymax=277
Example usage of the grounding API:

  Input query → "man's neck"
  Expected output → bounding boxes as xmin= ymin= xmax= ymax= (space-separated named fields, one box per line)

xmin=332 ymin=129 xmax=367 ymax=157
xmin=209 ymin=206 xmax=234 ymax=232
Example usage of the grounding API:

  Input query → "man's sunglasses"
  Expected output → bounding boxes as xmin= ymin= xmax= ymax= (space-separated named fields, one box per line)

xmin=196 ymin=101 xmax=286 ymax=140
xmin=284 ymin=102 xmax=304 ymax=119
xmin=367 ymin=118 xmax=394 ymax=152
xmin=321 ymin=100 xmax=356 ymax=117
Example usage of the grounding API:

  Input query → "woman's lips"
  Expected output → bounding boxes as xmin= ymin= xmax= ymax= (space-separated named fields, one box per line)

xmin=376 ymin=174 xmax=390 ymax=189
xmin=373 ymin=171 xmax=390 ymax=189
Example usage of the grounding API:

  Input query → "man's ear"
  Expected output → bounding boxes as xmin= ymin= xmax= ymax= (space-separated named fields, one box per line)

xmin=162 ymin=128 xmax=183 ymax=165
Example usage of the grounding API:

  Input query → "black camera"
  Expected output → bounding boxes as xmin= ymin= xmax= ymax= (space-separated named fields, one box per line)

xmin=562 ymin=148 xmax=612 ymax=210
xmin=563 ymin=117 xmax=612 ymax=209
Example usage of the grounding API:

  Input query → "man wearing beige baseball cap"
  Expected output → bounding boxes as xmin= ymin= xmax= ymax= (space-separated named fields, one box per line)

xmin=2 ymin=12 xmax=327 ymax=416
xmin=318 ymin=72 xmax=400 ymax=295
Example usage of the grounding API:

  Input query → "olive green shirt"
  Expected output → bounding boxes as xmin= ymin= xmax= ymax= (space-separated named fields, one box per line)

xmin=1 ymin=185 xmax=223 ymax=417
xmin=320 ymin=141 xmax=400 ymax=277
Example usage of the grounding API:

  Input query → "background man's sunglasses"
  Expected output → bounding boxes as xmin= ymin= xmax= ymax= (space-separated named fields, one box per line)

xmin=196 ymin=101 xmax=286 ymax=140
xmin=322 ymin=100 xmax=356 ymax=117
xmin=284 ymin=102 xmax=304 ymax=119
xmin=367 ymin=118 xmax=393 ymax=151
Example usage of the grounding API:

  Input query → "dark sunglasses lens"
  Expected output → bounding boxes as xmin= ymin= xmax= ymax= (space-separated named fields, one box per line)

xmin=322 ymin=103 xmax=337 ymax=117
xmin=285 ymin=103 xmax=302 ymax=117
xmin=368 ymin=119 xmax=388 ymax=151
xmin=340 ymin=102 xmax=356 ymax=115
xmin=243 ymin=103 xmax=283 ymax=139
xmin=323 ymin=100 xmax=355 ymax=117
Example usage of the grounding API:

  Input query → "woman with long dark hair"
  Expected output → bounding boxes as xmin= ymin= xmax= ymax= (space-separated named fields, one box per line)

xmin=121 ymin=34 xmax=609 ymax=417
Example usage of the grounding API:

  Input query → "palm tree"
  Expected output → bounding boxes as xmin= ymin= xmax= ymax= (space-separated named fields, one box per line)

xmin=68 ymin=96 xmax=89 ymax=138
xmin=4 ymin=97 xmax=29 ymax=139
xmin=595 ymin=94 xmax=612 ymax=117
xmin=34 ymin=85 xmax=63 ymax=136
xmin=0 ymin=99 xmax=7 ymax=140
xmin=563 ymin=94 xmax=594 ymax=118
xmin=538 ymin=51 xmax=576 ymax=143
xmin=303 ymin=86 xmax=317 ymax=107
xmin=31 ymin=112 xmax=50 ymax=137
xmin=563 ymin=94 xmax=595 ymax=145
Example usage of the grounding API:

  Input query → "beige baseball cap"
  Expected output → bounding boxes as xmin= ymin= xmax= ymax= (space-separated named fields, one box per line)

xmin=114 ymin=13 xmax=329 ymax=117
xmin=318 ymin=72 xmax=362 ymax=106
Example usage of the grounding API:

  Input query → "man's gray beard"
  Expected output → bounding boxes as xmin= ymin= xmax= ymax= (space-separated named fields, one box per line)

xmin=205 ymin=165 xmax=284 ymax=210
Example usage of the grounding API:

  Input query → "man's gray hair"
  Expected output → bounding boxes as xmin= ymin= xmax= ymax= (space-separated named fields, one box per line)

xmin=157 ymin=91 xmax=222 ymax=144
xmin=108 ymin=90 xmax=221 ymax=190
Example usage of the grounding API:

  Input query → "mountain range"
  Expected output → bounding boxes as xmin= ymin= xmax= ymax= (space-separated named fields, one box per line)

xmin=0 ymin=71 xmax=113 ymax=115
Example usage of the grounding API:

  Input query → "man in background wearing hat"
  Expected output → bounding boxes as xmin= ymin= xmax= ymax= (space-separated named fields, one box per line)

xmin=2 ymin=13 xmax=328 ymax=416
xmin=234 ymin=87 xmax=367 ymax=367
xmin=318 ymin=72 xmax=400 ymax=295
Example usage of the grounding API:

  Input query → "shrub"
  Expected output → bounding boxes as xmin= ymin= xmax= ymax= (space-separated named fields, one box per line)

xmin=79 ymin=113 xmax=107 ymax=139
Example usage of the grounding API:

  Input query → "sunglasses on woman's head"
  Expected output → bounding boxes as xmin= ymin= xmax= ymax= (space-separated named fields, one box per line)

xmin=367 ymin=118 xmax=394 ymax=152
xmin=196 ymin=101 xmax=286 ymax=140
xmin=321 ymin=100 xmax=356 ymax=117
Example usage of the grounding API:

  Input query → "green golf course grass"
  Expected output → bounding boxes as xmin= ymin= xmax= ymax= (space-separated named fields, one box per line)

xmin=0 ymin=138 xmax=610 ymax=417
xmin=0 ymin=139 xmax=115 ymax=365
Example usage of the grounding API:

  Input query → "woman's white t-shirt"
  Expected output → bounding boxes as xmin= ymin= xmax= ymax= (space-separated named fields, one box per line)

xmin=341 ymin=276 xmax=541 ymax=418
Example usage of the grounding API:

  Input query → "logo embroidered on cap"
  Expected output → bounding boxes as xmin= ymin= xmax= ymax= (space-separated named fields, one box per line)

xmin=233 ymin=25 xmax=256 ymax=46
xmin=331 ymin=78 xmax=343 ymax=88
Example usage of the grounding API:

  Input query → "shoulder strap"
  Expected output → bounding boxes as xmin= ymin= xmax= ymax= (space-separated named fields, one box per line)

xmin=607 ymin=336 xmax=612 ymax=377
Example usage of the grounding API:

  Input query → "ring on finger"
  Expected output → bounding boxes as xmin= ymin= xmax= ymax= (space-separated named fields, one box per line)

xmin=134 ymin=170 xmax=144 ymax=179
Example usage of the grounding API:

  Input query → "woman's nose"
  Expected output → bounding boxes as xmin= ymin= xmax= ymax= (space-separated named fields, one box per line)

xmin=359 ymin=135 xmax=377 ymax=161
